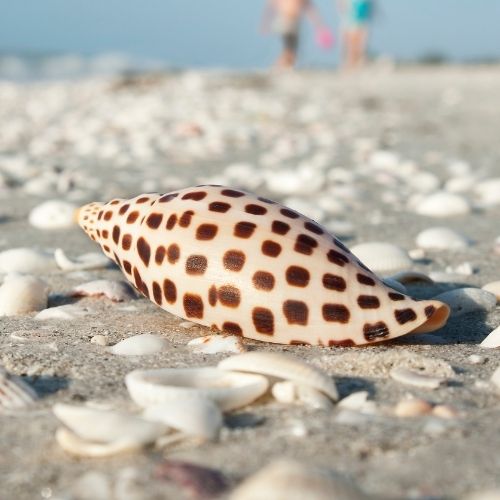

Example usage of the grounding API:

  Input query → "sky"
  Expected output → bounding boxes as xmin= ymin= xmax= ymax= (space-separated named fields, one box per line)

xmin=1 ymin=1 xmax=500 ymax=69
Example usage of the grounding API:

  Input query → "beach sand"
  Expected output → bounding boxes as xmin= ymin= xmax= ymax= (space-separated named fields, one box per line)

xmin=0 ymin=65 xmax=499 ymax=499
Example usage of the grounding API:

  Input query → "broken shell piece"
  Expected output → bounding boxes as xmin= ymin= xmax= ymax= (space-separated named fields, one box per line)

xmin=230 ymin=459 xmax=366 ymax=500
xmin=271 ymin=381 xmax=297 ymax=404
xmin=110 ymin=334 xmax=168 ymax=356
xmin=482 ymin=281 xmax=500 ymax=302
xmin=480 ymin=326 xmax=500 ymax=349
xmin=126 ymin=367 xmax=269 ymax=412
xmin=90 ymin=335 xmax=109 ymax=346
xmin=394 ymin=398 xmax=432 ymax=417
xmin=71 ymin=279 xmax=135 ymax=302
xmin=434 ymin=288 xmax=496 ymax=317
xmin=390 ymin=367 xmax=445 ymax=389
xmin=0 ymin=275 xmax=48 ymax=316
xmin=350 ymin=242 xmax=413 ymax=274
xmin=296 ymin=385 xmax=334 ymax=410
xmin=0 ymin=247 xmax=56 ymax=274
xmin=53 ymin=403 xmax=166 ymax=457
xmin=468 ymin=354 xmax=485 ymax=365
xmin=389 ymin=271 xmax=433 ymax=285
xmin=416 ymin=227 xmax=470 ymax=251
xmin=143 ymin=397 xmax=223 ymax=440
xmin=54 ymin=248 xmax=111 ymax=271
xmin=337 ymin=391 xmax=370 ymax=411
xmin=35 ymin=304 xmax=90 ymax=321
xmin=0 ymin=367 xmax=38 ymax=411
xmin=29 ymin=200 xmax=77 ymax=229
xmin=187 ymin=334 xmax=246 ymax=354
xmin=218 ymin=352 xmax=338 ymax=402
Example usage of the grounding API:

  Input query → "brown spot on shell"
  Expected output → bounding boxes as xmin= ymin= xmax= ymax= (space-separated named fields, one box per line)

xmin=283 ymin=300 xmax=308 ymax=325
xmin=127 ymin=211 xmax=139 ymax=224
xmin=222 ymin=322 xmax=242 ymax=335
xmin=285 ymin=266 xmax=310 ymax=287
xmin=183 ymin=294 xmax=204 ymax=319
xmin=179 ymin=210 xmax=194 ymax=228
xmin=166 ymin=214 xmax=177 ymax=230
xmin=137 ymin=197 xmax=150 ymax=204
xmin=103 ymin=211 xmax=113 ymax=221
xmin=119 ymin=204 xmax=130 ymax=215
xmin=271 ymin=220 xmax=290 ymax=235
xmin=146 ymin=213 xmax=163 ymax=229
xmin=152 ymin=281 xmax=162 ymax=305
xmin=218 ymin=285 xmax=241 ymax=308
xmin=280 ymin=208 xmax=300 ymax=219
xmin=252 ymin=271 xmax=275 ymax=291
xmin=185 ymin=255 xmax=207 ymax=275
xmin=304 ymin=221 xmax=324 ymax=235
xmin=322 ymin=304 xmax=350 ymax=323
xmin=234 ymin=221 xmax=256 ymax=239
xmin=123 ymin=260 xmax=132 ymax=274
xmin=395 ymin=308 xmax=418 ymax=324
xmin=221 ymin=189 xmax=245 ymax=198
xmin=122 ymin=234 xmax=132 ymax=251
xmin=208 ymin=285 xmax=217 ymax=306
xmin=425 ymin=305 xmax=436 ymax=318
xmin=102 ymin=230 xmax=109 ymax=239
xmin=294 ymin=234 xmax=318 ymax=255
xmin=328 ymin=339 xmax=356 ymax=347
xmin=357 ymin=273 xmax=376 ymax=286
xmin=389 ymin=292 xmax=405 ymax=301
xmin=245 ymin=204 xmax=267 ymax=216
xmin=159 ymin=193 xmax=178 ymax=203
xmin=327 ymin=249 xmax=349 ymax=266
xmin=322 ymin=274 xmax=346 ymax=292
xmin=208 ymin=201 xmax=231 ymax=213
xmin=363 ymin=321 xmax=390 ymax=341
xmin=155 ymin=246 xmax=166 ymax=265
xmin=163 ymin=279 xmax=177 ymax=304
xmin=196 ymin=224 xmax=218 ymax=241
xmin=137 ymin=237 xmax=151 ymax=267
xmin=357 ymin=295 xmax=381 ymax=309
xmin=262 ymin=240 xmax=282 ymax=258
xmin=252 ymin=307 xmax=274 ymax=335
xmin=112 ymin=225 xmax=121 ymax=244
xmin=167 ymin=244 xmax=180 ymax=264
xmin=223 ymin=250 xmax=246 ymax=272
xmin=182 ymin=191 xmax=207 ymax=201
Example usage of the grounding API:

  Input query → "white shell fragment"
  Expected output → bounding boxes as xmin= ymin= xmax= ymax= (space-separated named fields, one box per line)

xmin=109 ymin=334 xmax=168 ymax=356
xmin=187 ymin=334 xmax=246 ymax=354
xmin=337 ymin=391 xmax=370 ymax=412
xmin=0 ymin=367 xmax=38 ymax=412
xmin=271 ymin=381 xmax=334 ymax=410
xmin=35 ymin=304 xmax=90 ymax=321
xmin=0 ymin=248 xmax=57 ymax=274
xmin=350 ymin=242 xmax=413 ymax=274
xmin=390 ymin=367 xmax=445 ymax=389
xmin=230 ymin=459 xmax=366 ymax=500
xmin=72 ymin=279 xmax=135 ymax=302
xmin=0 ymin=275 xmax=48 ymax=316
xmin=480 ymin=326 xmax=500 ymax=349
xmin=482 ymin=281 xmax=500 ymax=302
xmin=415 ymin=192 xmax=470 ymax=217
xmin=434 ymin=288 xmax=497 ymax=317
xmin=29 ymin=200 xmax=77 ymax=229
xmin=54 ymin=248 xmax=111 ymax=271
xmin=416 ymin=227 xmax=471 ymax=251
xmin=125 ymin=367 xmax=269 ymax=412
xmin=218 ymin=352 xmax=338 ymax=402
xmin=143 ymin=397 xmax=223 ymax=440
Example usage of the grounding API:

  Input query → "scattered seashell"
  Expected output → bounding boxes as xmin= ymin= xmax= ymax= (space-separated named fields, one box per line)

xmin=414 ymin=191 xmax=470 ymax=217
xmin=53 ymin=403 xmax=166 ymax=457
xmin=390 ymin=367 xmax=445 ymax=389
xmin=155 ymin=460 xmax=229 ymax=499
xmin=29 ymin=200 xmax=77 ymax=229
xmin=54 ymin=248 xmax=111 ymax=271
xmin=446 ymin=262 xmax=476 ymax=276
xmin=482 ymin=281 xmax=500 ymax=302
xmin=71 ymin=279 xmax=135 ymax=302
xmin=0 ymin=275 xmax=48 ymax=316
xmin=432 ymin=404 xmax=459 ymax=419
xmin=474 ymin=178 xmax=500 ymax=206
xmin=0 ymin=247 xmax=57 ymax=274
xmin=110 ymin=334 xmax=168 ymax=356
xmin=337 ymin=391 xmax=369 ymax=411
xmin=394 ymin=397 xmax=432 ymax=417
xmin=0 ymin=366 xmax=38 ymax=411
xmin=434 ymin=288 xmax=496 ymax=316
xmin=188 ymin=334 xmax=246 ymax=354
xmin=218 ymin=352 xmax=338 ymax=401
xmin=126 ymin=367 xmax=269 ymax=412
xmin=389 ymin=271 xmax=433 ymax=285
xmin=350 ymin=242 xmax=413 ymax=274
xmin=468 ymin=354 xmax=485 ymax=365
xmin=179 ymin=321 xmax=197 ymax=329
xmin=90 ymin=335 xmax=109 ymax=346
xmin=490 ymin=367 xmax=500 ymax=392
xmin=408 ymin=247 xmax=426 ymax=260
xmin=230 ymin=459 xmax=366 ymax=500
xmin=416 ymin=227 xmax=470 ymax=250
xmin=35 ymin=304 xmax=90 ymax=320
xmin=480 ymin=326 xmax=500 ymax=349
xmin=271 ymin=381 xmax=297 ymax=404
xmin=296 ymin=384 xmax=334 ymax=410
xmin=143 ymin=397 xmax=223 ymax=440
xmin=429 ymin=271 xmax=470 ymax=283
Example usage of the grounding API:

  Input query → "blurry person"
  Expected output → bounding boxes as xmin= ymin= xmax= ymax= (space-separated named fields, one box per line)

xmin=262 ymin=0 xmax=325 ymax=69
xmin=338 ymin=0 xmax=373 ymax=69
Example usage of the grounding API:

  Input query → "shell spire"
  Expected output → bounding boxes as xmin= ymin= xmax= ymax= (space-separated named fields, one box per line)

xmin=77 ymin=186 xmax=450 ymax=346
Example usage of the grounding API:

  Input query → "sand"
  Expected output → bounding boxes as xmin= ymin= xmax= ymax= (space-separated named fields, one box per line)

xmin=0 ymin=64 xmax=499 ymax=499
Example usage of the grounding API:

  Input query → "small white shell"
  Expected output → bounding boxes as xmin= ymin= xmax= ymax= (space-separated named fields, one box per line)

xmin=71 ymin=279 xmax=135 ymax=302
xmin=337 ymin=391 xmax=370 ymax=411
xmin=187 ymin=334 xmax=246 ymax=354
xmin=29 ymin=200 xmax=77 ymax=229
xmin=271 ymin=381 xmax=297 ymax=404
xmin=480 ymin=326 xmax=500 ymax=349
xmin=35 ymin=304 xmax=90 ymax=321
xmin=53 ymin=403 xmax=166 ymax=450
xmin=54 ymin=248 xmax=110 ymax=271
xmin=230 ymin=459 xmax=365 ymax=500
xmin=0 ymin=275 xmax=48 ymax=316
xmin=414 ymin=192 xmax=470 ymax=217
xmin=271 ymin=381 xmax=334 ymax=410
xmin=0 ymin=367 xmax=38 ymax=411
xmin=482 ymin=281 xmax=500 ymax=302
xmin=0 ymin=248 xmax=56 ymax=274
xmin=110 ymin=334 xmax=168 ymax=356
xmin=143 ymin=397 xmax=223 ymax=440
xmin=350 ymin=242 xmax=412 ymax=274
xmin=394 ymin=398 xmax=432 ymax=417
xmin=125 ymin=367 xmax=269 ymax=412
xmin=474 ymin=177 xmax=500 ymax=206
xmin=416 ymin=227 xmax=470 ymax=250
xmin=218 ymin=352 xmax=338 ymax=402
xmin=433 ymin=288 xmax=497 ymax=316
xmin=390 ymin=367 xmax=445 ymax=389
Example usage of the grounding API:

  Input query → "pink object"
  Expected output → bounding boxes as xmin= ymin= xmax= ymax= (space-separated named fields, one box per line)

xmin=315 ymin=27 xmax=334 ymax=50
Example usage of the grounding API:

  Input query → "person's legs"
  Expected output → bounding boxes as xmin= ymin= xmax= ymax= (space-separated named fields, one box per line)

xmin=279 ymin=32 xmax=298 ymax=68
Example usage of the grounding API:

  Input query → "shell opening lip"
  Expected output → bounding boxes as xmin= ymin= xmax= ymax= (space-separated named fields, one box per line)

xmin=410 ymin=300 xmax=451 ymax=334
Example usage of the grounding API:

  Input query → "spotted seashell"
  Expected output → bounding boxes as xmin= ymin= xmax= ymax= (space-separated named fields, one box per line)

xmin=77 ymin=186 xmax=450 ymax=346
